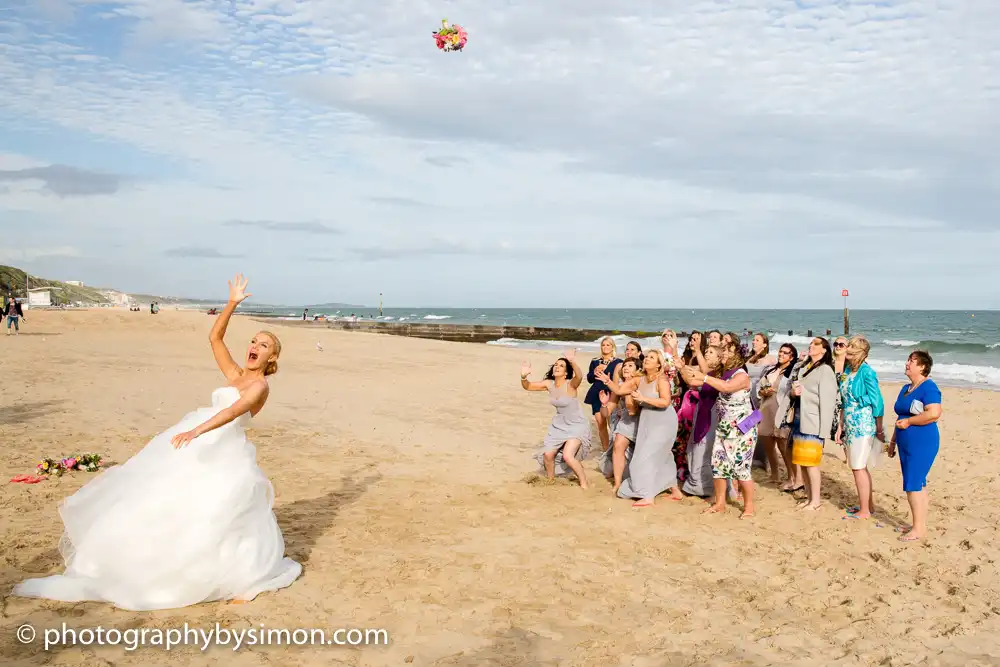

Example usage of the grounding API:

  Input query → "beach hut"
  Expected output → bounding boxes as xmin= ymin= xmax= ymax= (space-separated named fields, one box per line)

xmin=27 ymin=287 xmax=52 ymax=307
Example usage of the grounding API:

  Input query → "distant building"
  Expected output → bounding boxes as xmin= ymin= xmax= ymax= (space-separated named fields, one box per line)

xmin=27 ymin=287 xmax=52 ymax=307
xmin=65 ymin=280 xmax=84 ymax=286
xmin=101 ymin=290 xmax=131 ymax=307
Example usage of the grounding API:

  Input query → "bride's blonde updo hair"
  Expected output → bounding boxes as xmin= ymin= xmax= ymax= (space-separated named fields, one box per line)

xmin=258 ymin=330 xmax=282 ymax=376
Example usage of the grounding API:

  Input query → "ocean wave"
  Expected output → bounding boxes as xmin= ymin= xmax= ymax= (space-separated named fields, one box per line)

xmin=878 ymin=339 xmax=1000 ymax=354
xmin=866 ymin=359 xmax=1000 ymax=388
xmin=487 ymin=336 xmax=1000 ymax=388
xmin=423 ymin=314 xmax=451 ymax=320
xmin=768 ymin=334 xmax=819 ymax=346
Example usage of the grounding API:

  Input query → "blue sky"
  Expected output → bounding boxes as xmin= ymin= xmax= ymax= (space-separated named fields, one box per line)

xmin=1 ymin=0 xmax=999 ymax=308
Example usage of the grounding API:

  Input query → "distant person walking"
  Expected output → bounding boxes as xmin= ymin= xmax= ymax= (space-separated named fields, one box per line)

xmin=4 ymin=296 xmax=25 ymax=335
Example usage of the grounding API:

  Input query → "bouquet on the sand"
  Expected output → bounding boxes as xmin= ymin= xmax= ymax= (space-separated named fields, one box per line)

xmin=36 ymin=453 xmax=103 ymax=476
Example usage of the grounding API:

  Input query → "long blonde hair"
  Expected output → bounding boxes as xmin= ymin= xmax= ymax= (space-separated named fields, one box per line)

xmin=848 ymin=335 xmax=870 ymax=370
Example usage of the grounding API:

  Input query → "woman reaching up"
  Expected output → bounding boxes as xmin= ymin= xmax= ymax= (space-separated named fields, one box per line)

xmin=599 ymin=350 xmax=681 ymax=507
xmin=595 ymin=357 xmax=641 ymax=495
xmin=680 ymin=344 xmax=758 ymax=518
xmin=12 ymin=274 xmax=302 ymax=611
xmin=523 ymin=349 xmax=592 ymax=488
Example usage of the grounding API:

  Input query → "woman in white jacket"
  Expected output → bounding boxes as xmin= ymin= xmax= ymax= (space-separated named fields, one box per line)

xmin=787 ymin=337 xmax=838 ymax=511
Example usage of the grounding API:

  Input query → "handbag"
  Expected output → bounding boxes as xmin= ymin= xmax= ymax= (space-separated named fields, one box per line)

xmin=737 ymin=410 xmax=762 ymax=434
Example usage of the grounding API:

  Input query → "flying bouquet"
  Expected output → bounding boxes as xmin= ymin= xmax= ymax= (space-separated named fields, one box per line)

xmin=433 ymin=18 xmax=467 ymax=52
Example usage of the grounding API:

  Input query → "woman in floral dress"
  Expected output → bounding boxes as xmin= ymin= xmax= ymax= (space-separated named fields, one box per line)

xmin=683 ymin=344 xmax=757 ymax=517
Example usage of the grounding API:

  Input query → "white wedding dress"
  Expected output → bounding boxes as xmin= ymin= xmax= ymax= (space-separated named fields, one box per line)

xmin=12 ymin=386 xmax=302 ymax=611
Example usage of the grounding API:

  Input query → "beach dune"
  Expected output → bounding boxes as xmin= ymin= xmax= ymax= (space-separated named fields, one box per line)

xmin=2 ymin=308 xmax=1000 ymax=666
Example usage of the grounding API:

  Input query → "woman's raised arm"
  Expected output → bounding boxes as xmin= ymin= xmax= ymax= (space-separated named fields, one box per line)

xmin=210 ymin=274 xmax=253 ymax=382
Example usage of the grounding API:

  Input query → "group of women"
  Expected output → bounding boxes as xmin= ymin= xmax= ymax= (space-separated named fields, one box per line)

xmin=522 ymin=329 xmax=943 ymax=542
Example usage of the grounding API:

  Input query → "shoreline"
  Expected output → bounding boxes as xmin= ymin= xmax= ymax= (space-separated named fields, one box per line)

xmin=262 ymin=318 xmax=837 ymax=343
xmin=262 ymin=318 xmax=1000 ymax=391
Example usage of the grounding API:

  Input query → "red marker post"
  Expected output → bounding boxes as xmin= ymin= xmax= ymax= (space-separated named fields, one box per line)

xmin=842 ymin=289 xmax=849 ymax=335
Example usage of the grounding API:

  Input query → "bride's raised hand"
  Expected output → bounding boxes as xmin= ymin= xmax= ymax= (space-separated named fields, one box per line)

xmin=520 ymin=362 xmax=532 ymax=379
xmin=228 ymin=273 xmax=252 ymax=304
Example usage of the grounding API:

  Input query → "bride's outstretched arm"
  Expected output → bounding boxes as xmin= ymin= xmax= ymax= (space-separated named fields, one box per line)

xmin=211 ymin=274 xmax=253 ymax=382
xmin=171 ymin=381 xmax=269 ymax=448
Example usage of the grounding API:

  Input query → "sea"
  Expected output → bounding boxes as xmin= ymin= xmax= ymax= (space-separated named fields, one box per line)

xmin=223 ymin=306 xmax=1000 ymax=390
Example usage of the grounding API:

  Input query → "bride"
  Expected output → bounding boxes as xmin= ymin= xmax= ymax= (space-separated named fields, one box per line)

xmin=12 ymin=274 xmax=302 ymax=610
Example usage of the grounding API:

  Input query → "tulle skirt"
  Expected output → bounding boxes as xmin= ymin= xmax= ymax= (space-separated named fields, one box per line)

xmin=12 ymin=404 xmax=301 ymax=611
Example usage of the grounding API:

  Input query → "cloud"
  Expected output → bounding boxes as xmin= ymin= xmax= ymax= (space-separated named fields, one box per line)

xmin=25 ymin=0 xmax=75 ymax=23
xmin=344 ymin=239 xmax=566 ymax=262
xmin=164 ymin=246 xmax=243 ymax=259
xmin=367 ymin=196 xmax=436 ymax=209
xmin=0 ymin=165 xmax=121 ymax=196
xmin=425 ymin=156 xmax=469 ymax=168
xmin=0 ymin=246 xmax=81 ymax=263
xmin=223 ymin=220 xmax=343 ymax=235
xmin=0 ymin=1 xmax=998 ymax=307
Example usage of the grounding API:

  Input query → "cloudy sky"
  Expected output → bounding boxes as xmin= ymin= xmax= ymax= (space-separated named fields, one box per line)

xmin=1 ymin=0 xmax=998 ymax=309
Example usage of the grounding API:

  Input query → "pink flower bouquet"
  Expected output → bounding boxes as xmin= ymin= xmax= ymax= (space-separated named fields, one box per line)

xmin=433 ymin=19 xmax=467 ymax=52
xmin=35 ymin=453 xmax=102 ymax=476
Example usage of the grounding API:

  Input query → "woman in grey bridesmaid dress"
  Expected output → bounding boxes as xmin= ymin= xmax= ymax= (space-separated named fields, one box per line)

xmin=596 ymin=357 xmax=640 ymax=494
xmin=521 ymin=350 xmax=591 ymax=488
xmin=602 ymin=350 xmax=681 ymax=506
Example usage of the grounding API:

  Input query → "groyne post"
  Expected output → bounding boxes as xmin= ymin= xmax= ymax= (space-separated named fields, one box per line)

xmin=842 ymin=289 xmax=850 ymax=335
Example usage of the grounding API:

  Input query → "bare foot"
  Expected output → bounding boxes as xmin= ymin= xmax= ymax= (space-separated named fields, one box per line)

xmin=740 ymin=510 xmax=755 ymax=519
xmin=667 ymin=488 xmax=683 ymax=501
xmin=632 ymin=498 xmax=654 ymax=508
xmin=795 ymin=500 xmax=810 ymax=510
xmin=702 ymin=504 xmax=726 ymax=514
xmin=803 ymin=503 xmax=823 ymax=511
xmin=899 ymin=532 xmax=923 ymax=542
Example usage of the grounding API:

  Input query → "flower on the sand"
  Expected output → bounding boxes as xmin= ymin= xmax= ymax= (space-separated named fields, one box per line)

xmin=37 ymin=458 xmax=64 ymax=476
xmin=34 ymin=454 xmax=101 ymax=476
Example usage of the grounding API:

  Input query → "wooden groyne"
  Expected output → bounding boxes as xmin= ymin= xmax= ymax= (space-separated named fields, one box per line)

xmin=313 ymin=320 xmax=661 ymax=344
xmin=261 ymin=318 xmax=839 ymax=344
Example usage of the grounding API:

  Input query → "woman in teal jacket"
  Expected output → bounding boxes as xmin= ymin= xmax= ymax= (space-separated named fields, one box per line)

xmin=835 ymin=335 xmax=885 ymax=519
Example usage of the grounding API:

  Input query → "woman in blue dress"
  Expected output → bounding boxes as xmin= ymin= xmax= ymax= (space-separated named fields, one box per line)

xmin=888 ymin=350 xmax=943 ymax=543
xmin=584 ymin=337 xmax=622 ymax=454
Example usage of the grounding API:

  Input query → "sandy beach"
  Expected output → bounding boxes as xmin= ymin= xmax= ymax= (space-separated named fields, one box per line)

xmin=3 ymin=308 xmax=1000 ymax=666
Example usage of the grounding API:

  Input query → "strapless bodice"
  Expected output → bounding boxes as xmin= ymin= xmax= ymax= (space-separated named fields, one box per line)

xmin=211 ymin=386 xmax=251 ymax=426
xmin=212 ymin=386 xmax=241 ymax=408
